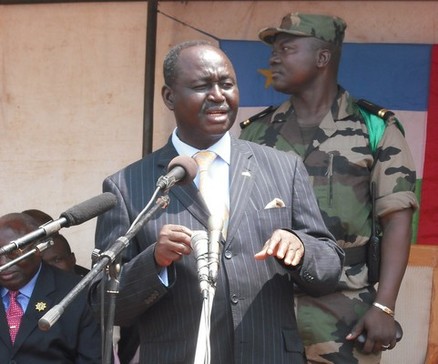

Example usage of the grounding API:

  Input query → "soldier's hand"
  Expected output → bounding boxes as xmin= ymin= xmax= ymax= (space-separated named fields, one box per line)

xmin=254 ymin=229 xmax=304 ymax=266
xmin=346 ymin=306 xmax=398 ymax=353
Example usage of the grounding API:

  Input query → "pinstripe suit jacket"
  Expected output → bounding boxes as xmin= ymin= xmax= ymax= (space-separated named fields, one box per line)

xmin=91 ymin=136 xmax=344 ymax=364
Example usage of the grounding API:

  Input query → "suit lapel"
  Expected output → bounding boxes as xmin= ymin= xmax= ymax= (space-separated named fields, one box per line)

xmin=226 ymin=139 xmax=256 ymax=246
xmin=12 ymin=264 xmax=56 ymax=353
xmin=171 ymin=185 xmax=210 ymax=229
xmin=157 ymin=143 xmax=210 ymax=229
xmin=0 ymin=302 xmax=11 ymax=348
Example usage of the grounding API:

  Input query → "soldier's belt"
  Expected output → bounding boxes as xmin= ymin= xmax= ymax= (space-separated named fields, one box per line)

xmin=344 ymin=245 xmax=368 ymax=266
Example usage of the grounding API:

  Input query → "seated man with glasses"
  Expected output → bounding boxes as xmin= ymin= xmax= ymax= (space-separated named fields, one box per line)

xmin=22 ymin=209 xmax=90 ymax=277
xmin=0 ymin=212 xmax=100 ymax=363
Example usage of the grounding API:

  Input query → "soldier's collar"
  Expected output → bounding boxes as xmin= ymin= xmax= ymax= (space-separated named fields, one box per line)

xmin=270 ymin=100 xmax=293 ymax=123
xmin=334 ymin=87 xmax=354 ymax=120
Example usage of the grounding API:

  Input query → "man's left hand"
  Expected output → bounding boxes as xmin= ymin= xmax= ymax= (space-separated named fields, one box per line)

xmin=254 ymin=229 xmax=304 ymax=266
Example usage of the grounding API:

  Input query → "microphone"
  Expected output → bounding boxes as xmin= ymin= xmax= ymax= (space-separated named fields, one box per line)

xmin=191 ymin=230 xmax=210 ymax=298
xmin=208 ymin=215 xmax=224 ymax=284
xmin=0 ymin=192 xmax=117 ymax=256
xmin=156 ymin=155 xmax=198 ymax=190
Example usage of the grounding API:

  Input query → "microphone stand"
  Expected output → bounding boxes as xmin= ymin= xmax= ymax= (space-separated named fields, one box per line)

xmin=194 ymin=280 xmax=215 ymax=364
xmin=101 ymin=256 xmax=122 ymax=364
xmin=98 ymin=188 xmax=169 ymax=364
xmin=194 ymin=262 xmax=219 ymax=364
xmin=194 ymin=216 xmax=224 ymax=364
xmin=38 ymin=191 xmax=170 ymax=364
xmin=0 ymin=239 xmax=54 ymax=273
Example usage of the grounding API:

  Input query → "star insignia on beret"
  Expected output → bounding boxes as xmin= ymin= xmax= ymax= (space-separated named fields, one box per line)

xmin=35 ymin=301 xmax=47 ymax=312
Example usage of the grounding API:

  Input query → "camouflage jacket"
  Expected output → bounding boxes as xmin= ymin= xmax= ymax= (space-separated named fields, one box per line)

xmin=240 ymin=88 xmax=418 ymax=286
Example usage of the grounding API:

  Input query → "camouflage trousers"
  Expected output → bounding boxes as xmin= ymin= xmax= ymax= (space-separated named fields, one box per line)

xmin=295 ymin=286 xmax=381 ymax=364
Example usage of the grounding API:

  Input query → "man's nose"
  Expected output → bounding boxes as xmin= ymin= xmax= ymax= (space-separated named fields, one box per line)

xmin=207 ymin=84 xmax=226 ymax=101
xmin=269 ymin=51 xmax=280 ymax=64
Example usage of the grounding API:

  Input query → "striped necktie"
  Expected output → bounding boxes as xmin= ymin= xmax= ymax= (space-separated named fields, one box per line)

xmin=6 ymin=290 xmax=23 ymax=344
xmin=194 ymin=150 xmax=217 ymax=207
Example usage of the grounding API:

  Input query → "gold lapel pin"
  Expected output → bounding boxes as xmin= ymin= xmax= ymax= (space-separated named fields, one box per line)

xmin=35 ymin=302 xmax=47 ymax=312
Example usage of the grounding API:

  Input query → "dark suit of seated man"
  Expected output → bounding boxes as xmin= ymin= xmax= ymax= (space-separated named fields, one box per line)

xmin=0 ymin=212 xmax=101 ymax=363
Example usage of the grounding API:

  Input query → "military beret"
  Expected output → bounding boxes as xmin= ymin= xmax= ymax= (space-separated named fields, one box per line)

xmin=259 ymin=12 xmax=347 ymax=47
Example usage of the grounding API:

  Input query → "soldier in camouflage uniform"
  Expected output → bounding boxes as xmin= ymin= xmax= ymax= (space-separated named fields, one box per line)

xmin=240 ymin=13 xmax=418 ymax=364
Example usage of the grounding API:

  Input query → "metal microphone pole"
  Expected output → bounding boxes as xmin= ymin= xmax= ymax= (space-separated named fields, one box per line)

xmin=193 ymin=246 xmax=221 ymax=363
xmin=99 ymin=192 xmax=170 ymax=364
xmin=38 ymin=193 xmax=170 ymax=364
xmin=194 ymin=270 xmax=219 ymax=364
xmin=0 ymin=239 xmax=54 ymax=273
xmin=192 ymin=230 xmax=211 ymax=364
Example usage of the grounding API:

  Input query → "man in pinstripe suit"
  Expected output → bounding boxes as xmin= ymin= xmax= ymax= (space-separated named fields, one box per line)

xmin=89 ymin=40 xmax=344 ymax=364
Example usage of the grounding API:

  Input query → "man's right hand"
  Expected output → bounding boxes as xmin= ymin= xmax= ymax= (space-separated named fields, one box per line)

xmin=154 ymin=224 xmax=193 ymax=267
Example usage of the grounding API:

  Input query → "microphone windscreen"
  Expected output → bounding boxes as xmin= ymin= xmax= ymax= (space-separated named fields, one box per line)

xmin=168 ymin=155 xmax=198 ymax=185
xmin=60 ymin=192 xmax=117 ymax=227
xmin=191 ymin=230 xmax=209 ymax=292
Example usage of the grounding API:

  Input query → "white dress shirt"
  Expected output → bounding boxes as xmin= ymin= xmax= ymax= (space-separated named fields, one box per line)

xmin=171 ymin=128 xmax=230 ymax=217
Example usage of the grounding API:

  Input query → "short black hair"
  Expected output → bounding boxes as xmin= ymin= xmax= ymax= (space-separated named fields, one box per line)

xmin=0 ymin=212 xmax=41 ymax=237
xmin=22 ymin=209 xmax=53 ymax=225
xmin=163 ymin=40 xmax=213 ymax=86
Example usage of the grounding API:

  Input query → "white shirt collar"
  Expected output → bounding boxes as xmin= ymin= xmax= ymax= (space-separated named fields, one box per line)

xmin=171 ymin=128 xmax=231 ymax=165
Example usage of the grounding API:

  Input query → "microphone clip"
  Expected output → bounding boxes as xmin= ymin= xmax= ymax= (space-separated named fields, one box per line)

xmin=156 ymin=175 xmax=176 ymax=191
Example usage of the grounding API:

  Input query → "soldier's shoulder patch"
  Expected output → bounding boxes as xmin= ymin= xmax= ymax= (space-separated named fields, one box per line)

xmin=239 ymin=105 xmax=276 ymax=130
xmin=355 ymin=98 xmax=405 ymax=154
xmin=356 ymin=99 xmax=395 ymax=122
xmin=356 ymin=98 xmax=404 ymax=135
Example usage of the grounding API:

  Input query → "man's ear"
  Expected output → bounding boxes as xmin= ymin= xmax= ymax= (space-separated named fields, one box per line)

xmin=162 ymin=85 xmax=175 ymax=110
xmin=317 ymin=48 xmax=331 ymax=68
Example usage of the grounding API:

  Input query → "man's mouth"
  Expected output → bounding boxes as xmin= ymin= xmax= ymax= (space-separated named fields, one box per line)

xmin=206 ymin=108 xmax=228 ymax=115
xmin=205 ymin=108 xmax=229 ymax=121
xmin=0 ymin=270 xmax=18 ymax=281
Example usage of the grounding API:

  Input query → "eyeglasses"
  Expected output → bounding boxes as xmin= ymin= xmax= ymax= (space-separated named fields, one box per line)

xmin=4 ymin=248 xmax=28 ymax=261
xmin=0 ymin=238 xmax=53 ymax=262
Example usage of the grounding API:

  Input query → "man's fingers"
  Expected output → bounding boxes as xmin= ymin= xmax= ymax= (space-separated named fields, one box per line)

xmin=255 ymin=230 xmax=304 ymax=265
